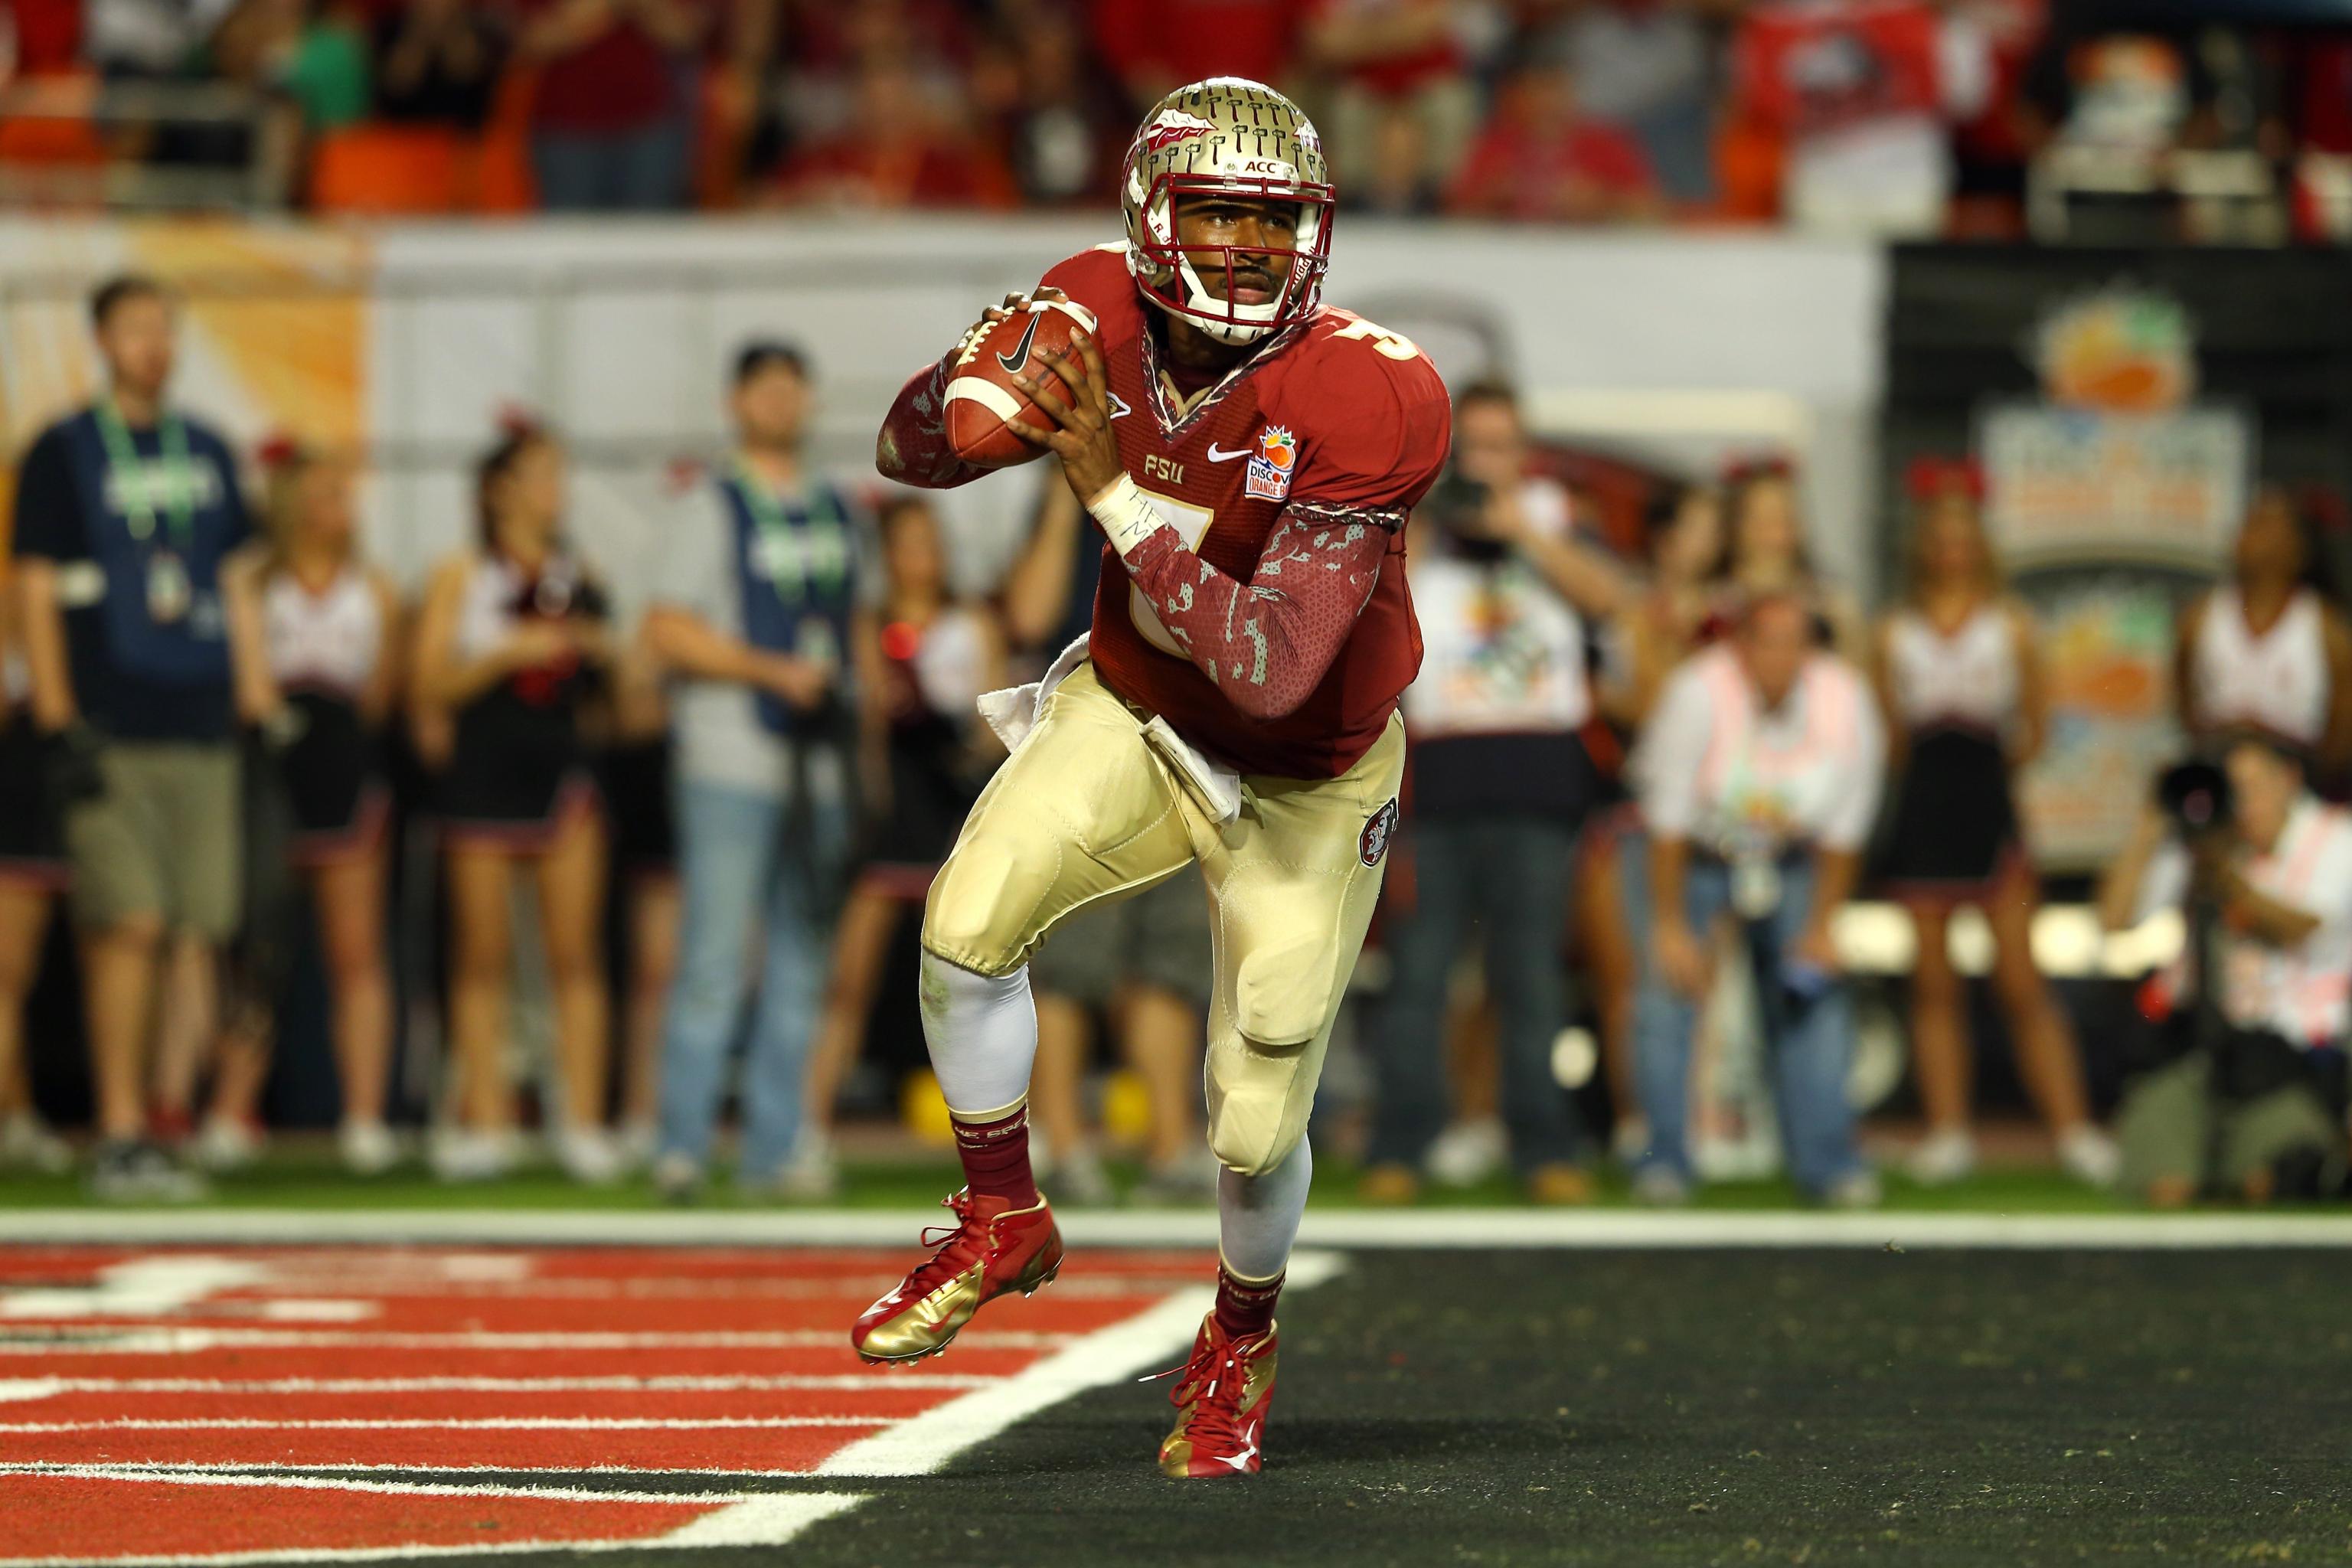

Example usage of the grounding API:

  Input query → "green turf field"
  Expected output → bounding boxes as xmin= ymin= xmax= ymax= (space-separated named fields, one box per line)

xmin=0 ymin=1146 xmax=2150 ymax=1213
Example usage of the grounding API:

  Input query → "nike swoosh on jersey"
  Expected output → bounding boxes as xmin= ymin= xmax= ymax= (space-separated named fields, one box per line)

xmin=995 ymin=312 xmax=1041 ymax=374
xmin=1205 ymin=444 xmax=1250 ymax=462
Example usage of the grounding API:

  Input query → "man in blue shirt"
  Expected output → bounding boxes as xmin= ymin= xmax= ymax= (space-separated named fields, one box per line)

xmin=11 ymin=275 xmax=253 ymax=1202
xmin=642 ymin=341 xmax=872 ymax=1198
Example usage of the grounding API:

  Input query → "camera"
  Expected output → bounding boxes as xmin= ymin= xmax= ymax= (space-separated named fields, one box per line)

xmin=1422 ymin=466 xmax=1509 ymax=564
xmin=2157 ymin=756 xmax=2233 ymax=836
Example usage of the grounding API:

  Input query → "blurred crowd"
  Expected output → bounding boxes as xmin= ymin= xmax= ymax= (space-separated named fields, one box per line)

xmin=4 ymin=0 xmax=2352 ymax=238
xmin=8 ymin=272 xmax=2352 ymax=1209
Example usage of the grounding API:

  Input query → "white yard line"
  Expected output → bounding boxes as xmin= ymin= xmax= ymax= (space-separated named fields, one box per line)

xmin=0 ymin=1328 xmax=1068 ymax=1354
xmin=0 ymin=1416 xmax=885 ymax=1432
xmin=19 ymin=1206 xmax=2352 ymax=1248
xmin=0 ymin=1375 xmax=994 ymax=1397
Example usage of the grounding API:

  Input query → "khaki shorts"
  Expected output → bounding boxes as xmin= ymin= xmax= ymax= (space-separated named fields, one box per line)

xmin=2116 ymin=1053 xmax=2341 ymax=1195
xmin=66 ymin=741 xmax=242 ymax=940
xmin=923 ymin=662 xmax=1404 ymax=1177
xmin=1031 ymin=871 xmax=1214 ymax=1015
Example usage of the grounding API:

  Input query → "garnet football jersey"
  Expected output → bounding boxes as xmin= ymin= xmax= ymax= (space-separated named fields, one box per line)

xmin=1037 ymin=244 xmax=1451 ymax=779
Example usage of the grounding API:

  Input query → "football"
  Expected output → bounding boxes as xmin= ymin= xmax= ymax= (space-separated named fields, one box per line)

xmin=945 ymin=298 xmax=1101 ymax=468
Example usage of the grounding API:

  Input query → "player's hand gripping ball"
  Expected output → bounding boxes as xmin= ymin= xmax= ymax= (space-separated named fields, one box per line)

xmin=945 ymin=289 xmax=1101 ymax=468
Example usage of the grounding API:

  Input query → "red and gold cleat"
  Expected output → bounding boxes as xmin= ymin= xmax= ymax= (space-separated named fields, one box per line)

xmin=1154 ymin=1314 xmax=1278 ymax=1478
xmin=851 ymin=1188 xmax=1063 ymax=1364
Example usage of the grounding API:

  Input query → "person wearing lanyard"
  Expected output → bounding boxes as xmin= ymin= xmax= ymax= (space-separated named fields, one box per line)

xmin=1629 ymin=591 xmax=1886 ymax=1207
xmin=8 ymin=274 xmax=254 ymax=1203
xmin=640 ymin=340 xmax=878 ymax=1200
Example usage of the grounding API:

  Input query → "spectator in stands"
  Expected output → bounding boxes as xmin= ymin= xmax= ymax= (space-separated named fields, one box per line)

xmin=601 ymin=630 xmax=678 ymax=1174
xmin=1591 ymin=482 xmax=1725 ymax=1161
xmin=86 ymin=0 xmax=235 ymax=79
xmin=2100 ymin=734 xmax=2352 ymax=1204
xmin=969 ymin=5 xmax=1126 ymax=207
xmin=798 ymin=493 xmax=1004 ymax=1199
xmin=2 ymin=0 xmax=83 ymax=78
xmin=1544 ymin=0 xmax=1721 ymax=205
xmin=1089 ymin=0 xmax=1300 ymax=112
xmin=769 ymin=56 xmax=1014 ymax=210
xmin=0 ymin=586 xmax=72 ymax=1174
xmin=211 ymin=0 xmax=371 ymax=134
xmin=2018 ymin=18 xmax=2218 ymax=159
xmin=1707 ymin=459 xmax=1865 ymax=660
xmin=642 ymin=342 xmax=871 ymax=1201
xmin=996 ymin=483 xmax=1217 ymax=1207
xmin=1363 ymin=381 xmax=1632 ymax=1206
xmin=1631 ymin=591 xmax=1886 ymax=1207
xmin=1731 ymin=0 xmax=1994 ymax=237
xmin=1448 ymin=51 xmax=1662 ymax=223
xmin=10 ymin=274 xmax=252 ymax=1203
xmin=2175 ymin=485 xmax=2352 ymax=782
xmin=1303 ymin=0 xmax=1478 ymax=219
xmin=514 ymin=0 xmax=708 ymax=211
xmin=374 ymin=0 xmax=506 ymax=129
xmin=411 ymin=420 xmax=618 ymax=1184
xmin=204 ymin=438 xmax=402 ymax=1175
xmin=1873 ymin=459 xmax=2115 ymax=1189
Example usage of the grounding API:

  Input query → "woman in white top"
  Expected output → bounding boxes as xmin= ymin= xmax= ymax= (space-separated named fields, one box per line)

xmin=2176 ymin=485 xmax=2352 ymax=780
xmin=215 ymin=442 xmax=403 ymax=1174
xmin=1871 ymin=462 xmax=2111 ymax=1187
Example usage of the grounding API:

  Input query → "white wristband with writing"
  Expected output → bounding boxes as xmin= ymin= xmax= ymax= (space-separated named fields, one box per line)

xmin=1085 ymin=473 xmax=1171 ymax=562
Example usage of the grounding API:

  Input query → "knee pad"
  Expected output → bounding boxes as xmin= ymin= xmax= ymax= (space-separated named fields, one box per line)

xmin=1230 ymin=932 xmax=1338 ymax=1050
xmin=922 ymin=835 xmax=1042 ymax=978
xmin=1205 ymin=1032 xmax=1312 ymax=1178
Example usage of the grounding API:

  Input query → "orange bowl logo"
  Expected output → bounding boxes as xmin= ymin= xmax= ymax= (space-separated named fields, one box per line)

xmin=2030 ymin=289 xmax=2194 ymax=413
xmin=1247 ymin=426 xmax=1297 ymax=501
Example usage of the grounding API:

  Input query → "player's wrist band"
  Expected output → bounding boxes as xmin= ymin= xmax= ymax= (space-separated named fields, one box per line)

xmin=1086 ymin=474 xmax=1171 ymax=561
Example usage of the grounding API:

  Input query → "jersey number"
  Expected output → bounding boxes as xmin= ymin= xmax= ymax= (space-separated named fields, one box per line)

xmin=1332 ymin=318 xmax=1421 ymax=361
xmin=1126 ymin=488 xmax=1214 ymax=658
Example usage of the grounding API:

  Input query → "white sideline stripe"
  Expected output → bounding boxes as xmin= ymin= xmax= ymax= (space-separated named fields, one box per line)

xmin=0 ymin=1416 xmax=884 ymax=1432
xmin=0 ymin=1328 xmax=1068 ymax=1354
xmin=814 ymin=1248 xmax=1346 ymax=1478
xmin=0 ymin=1467 xmax=864 ymax=1567
xmin=0 ymin=1465 xmax=786 ymax=1501
xmin=24 ymin=1206 xmax=2352 ymax=1249
xmin=0 ymin=1375 xmax=991 ymax=1396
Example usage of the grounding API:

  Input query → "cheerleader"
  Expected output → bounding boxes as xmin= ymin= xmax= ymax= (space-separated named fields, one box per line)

xmin=2177 ymin=485 xmax=2352 ymax=779
xmin=0 ymin=610 xmax=70 ymax=1174
xmin=412 ymin=422 xmax=616 ymax=1183
xmin=1873 ymin=460 xmax=2112 ymax=1187
xmin=799 ymin=495 xmax=1004 ymax=1195
xmin=205 ymin=441 xmax=403 ymax=1174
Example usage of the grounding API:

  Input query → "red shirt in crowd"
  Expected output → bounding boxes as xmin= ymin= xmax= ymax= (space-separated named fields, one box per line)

xmin=1089 ymin=0 xmax=1300 ymax=101
xmin=1448 ymin=113 xmax=1657 ymax=220
xmin=3 ymin=0 xmax=81 ymax=75
xmin=510 ymin=0 xmax=707 ymax=134
xmin=1302 ymin=0 xmax=1463 ymax=99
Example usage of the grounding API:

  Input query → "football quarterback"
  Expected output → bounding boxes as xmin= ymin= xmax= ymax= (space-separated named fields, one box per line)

xmin=860 ymin=75 xmax=1451 ymax=1479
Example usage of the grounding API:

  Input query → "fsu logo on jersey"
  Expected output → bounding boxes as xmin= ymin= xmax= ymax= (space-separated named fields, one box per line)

xmin=1246 ymin=426 xmax=1297 ymax=502
xmin=1359 ymin=798 xmax=1400 ymax=867
xmin=1141 ymin=109 xmax=1218 ymax=155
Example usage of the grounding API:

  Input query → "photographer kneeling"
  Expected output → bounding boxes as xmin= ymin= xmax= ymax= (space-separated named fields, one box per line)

xmin=2101 ymin=733 xmax=2352 ymax=1207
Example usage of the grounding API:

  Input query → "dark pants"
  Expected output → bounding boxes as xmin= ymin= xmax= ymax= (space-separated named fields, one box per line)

xmin=532 ymin=117 xmax=692 ymax=211
xmin=1370 ymin=815 xmax=1582 ymax=1173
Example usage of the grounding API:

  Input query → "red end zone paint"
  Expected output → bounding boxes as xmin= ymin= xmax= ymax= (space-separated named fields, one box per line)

xmin=0 ymin=1475 xmax=713 ymax=1563
xmin=0 ymin=1244 xmax=1218 ymax=1563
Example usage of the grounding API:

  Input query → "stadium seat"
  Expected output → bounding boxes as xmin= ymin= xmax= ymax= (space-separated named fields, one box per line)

xmin=309 ymin=125 xmax=465 ymax=214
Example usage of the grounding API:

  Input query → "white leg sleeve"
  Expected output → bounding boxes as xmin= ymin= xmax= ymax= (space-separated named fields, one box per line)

xmin=1217 ymin=1135 xmax=1312 ymax=1282
xmin=919 ymin=950 xmax=1038 ymax=1118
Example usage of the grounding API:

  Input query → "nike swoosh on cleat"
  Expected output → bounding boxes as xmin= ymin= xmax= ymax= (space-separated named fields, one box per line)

xmin=996 ymin=312 xmax=1042 ymax=374
xmin=1205 ymin=444 xmax=1250 ymax=462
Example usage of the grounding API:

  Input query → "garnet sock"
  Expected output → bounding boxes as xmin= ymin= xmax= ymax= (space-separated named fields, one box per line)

xmin=1212 ymin=1264 xmax=1283 ymax=1341
xmin=952 ymin=1102 xmax=1038 ymax=1206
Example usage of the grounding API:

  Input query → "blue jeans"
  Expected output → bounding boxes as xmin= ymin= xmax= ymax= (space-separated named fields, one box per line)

xmin=532 ymin=116 xmax=691 ymax=211
xmin=659 ymin=775 xmax=850 ymax=1178
xmin=1630 ymin=849 xmax=1864 ymax=1196
xmin=1369 ymin=815 xmax=1583 ymax=1172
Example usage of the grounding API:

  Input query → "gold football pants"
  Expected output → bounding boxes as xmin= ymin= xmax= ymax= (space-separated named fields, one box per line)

xmin=923 ymin=663 xmax=1404 ymax=1178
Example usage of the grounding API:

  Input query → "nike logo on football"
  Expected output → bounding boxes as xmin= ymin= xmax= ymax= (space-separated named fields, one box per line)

xmin=995 ymin=312 xmax=1041 ymax=374
xmin=1206 ymin=443 xmax=1250 ymax=462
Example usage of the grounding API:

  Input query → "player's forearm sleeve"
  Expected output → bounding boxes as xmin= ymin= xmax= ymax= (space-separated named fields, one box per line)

xmin=1118 ymin=501 xmax=1393 ymax=722
xmin=874 ymin=358 xmax=988 ymax=489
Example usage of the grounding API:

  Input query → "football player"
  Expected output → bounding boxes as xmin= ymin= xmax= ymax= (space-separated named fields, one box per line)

xmin=858 ymin=76 xmax=1450 ymax=1478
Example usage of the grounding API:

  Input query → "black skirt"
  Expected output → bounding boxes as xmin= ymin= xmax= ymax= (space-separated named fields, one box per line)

xmin=439 ymin=688 xmax=596 ymax=840
xmin=864 ymin=714 xmax=983 ymax=877
xmin=281 ymin=690 xmax=387 ymax=858
xmin=1879 ymin=726 xmax=2020 ymax=894
xmin=0 ymin=719 xmax=66 ymax=884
